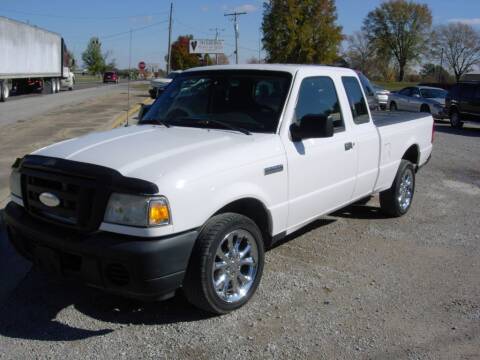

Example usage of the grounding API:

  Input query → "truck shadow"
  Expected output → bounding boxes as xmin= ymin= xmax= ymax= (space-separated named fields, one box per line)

xmin=0 ymin=269 xmax=212 ymax=342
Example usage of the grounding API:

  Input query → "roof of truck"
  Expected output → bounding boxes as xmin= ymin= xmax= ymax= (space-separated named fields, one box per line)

xmin=185 ymin=64 xmax=356 ymax=75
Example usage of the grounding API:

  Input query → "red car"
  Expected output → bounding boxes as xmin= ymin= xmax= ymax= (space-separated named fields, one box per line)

xmin=103 ymin=71 xmax=119 ymax=84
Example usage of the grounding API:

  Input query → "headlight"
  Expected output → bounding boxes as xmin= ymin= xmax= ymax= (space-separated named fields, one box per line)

xmin=9 ymin=169 xmax=22 ymax=198
xmin=104 ymin=193 xmax=171 ymax=227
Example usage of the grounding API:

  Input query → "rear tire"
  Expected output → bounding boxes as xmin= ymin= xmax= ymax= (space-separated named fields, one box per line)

xmin=380 ymin=160 xmax=415 ymax=217
xmin=389 ymin=102 xmax=397 ymax=111
xmin=44 ymin=79 xmax=54 ymax=94
xmin=450 ymin=109 xmax=463 ymax=129
xmin=183 ymin=213 xmax=265 ymax=315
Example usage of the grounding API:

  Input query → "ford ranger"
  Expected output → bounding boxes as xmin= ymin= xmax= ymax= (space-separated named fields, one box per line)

xmin=5 ymin=65 xmax=434 ymax=314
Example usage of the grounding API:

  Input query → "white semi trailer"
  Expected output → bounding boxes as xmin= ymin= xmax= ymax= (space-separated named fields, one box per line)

xmin=0 ymin=16 xmax=74 ymax=102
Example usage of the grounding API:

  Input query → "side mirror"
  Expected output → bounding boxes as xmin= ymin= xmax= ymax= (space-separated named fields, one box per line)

xmin=413 ymin=94 xmax=421 ymax=98
xmin=138 ymin=104 xmax=152 ymax=121
xmin=290 ymin=114 xmax=334 ymax=142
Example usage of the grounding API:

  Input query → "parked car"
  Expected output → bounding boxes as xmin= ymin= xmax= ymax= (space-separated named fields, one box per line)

xmin=103 ymin=71 xmax=119 ymax=84
xmin=445 ymin=81 xmax=480 ymax=128
xmin=373 ymin=84 xmax=390 ymax=110
xmin=6 ymin=65 xmax=433 ymax=314
xmin=388 ymin=86 xmax=448 ymax=119
xmin=356 ymin=71 xmax=379 ymax=110
xmin=149 ymin=70 xmax=182 ymax=99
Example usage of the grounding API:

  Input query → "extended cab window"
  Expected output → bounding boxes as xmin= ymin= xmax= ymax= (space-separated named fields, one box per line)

xmin=295 ymin=76 xmax=344 ymax=131
xmin=342 ymin=76 xmax=370 ymax=124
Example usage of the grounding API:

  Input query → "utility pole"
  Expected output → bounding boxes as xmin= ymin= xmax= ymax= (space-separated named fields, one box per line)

xmin=224 ymin=11 xmax=247 ymax=64
xmin=126 ymin=29 xmax=132 ymax=126
xmin=210 ymin=27 xmax=225 ymax=64
xmin=166 ymin=2 xmax=173 ymax=74
xmin=439 ymin=47 xmax=444 ymax=83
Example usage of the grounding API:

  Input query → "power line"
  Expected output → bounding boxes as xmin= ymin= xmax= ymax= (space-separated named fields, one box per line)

xmin=98 ymin=20 xmax=169 ymax=40
xmin=0 ymin=7 xmax=169 ymax=20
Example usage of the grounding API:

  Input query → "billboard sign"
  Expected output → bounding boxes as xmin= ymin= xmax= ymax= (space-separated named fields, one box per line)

xmin=189 ymin=39 xmax=224 ymax=54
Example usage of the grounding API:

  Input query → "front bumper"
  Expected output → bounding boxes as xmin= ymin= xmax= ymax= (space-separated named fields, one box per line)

xmin=5 ymin=202 xmax=198 ymax=300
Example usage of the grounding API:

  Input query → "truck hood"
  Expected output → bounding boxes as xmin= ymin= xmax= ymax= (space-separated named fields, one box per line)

xmin=33 ymin=125 xmax=283 ymax=185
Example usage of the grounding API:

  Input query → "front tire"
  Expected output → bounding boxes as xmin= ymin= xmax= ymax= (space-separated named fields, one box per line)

xmin=380 ymin=160 xmax=415 ymax=217
xmin=183 ymin=213 xmax=265 ymax=315
xmin=389 ymin=102 xmax=397 ymax=111
xmin=450 ymin=109 xmax=463 ymax=129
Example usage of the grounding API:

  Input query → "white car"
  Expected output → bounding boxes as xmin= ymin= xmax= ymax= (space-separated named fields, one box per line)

xmin=373 ymin=84 xmax=390 ymax=110
xmin=6 ymin=64 xmax=433 ymax=314
xmin=149 ymin=70 xmax=182 ymax=98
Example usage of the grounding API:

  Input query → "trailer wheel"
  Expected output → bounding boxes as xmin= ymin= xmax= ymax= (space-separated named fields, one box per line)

xmin=0 ymin=81 xmax=9 ymax=102
xmin=44 ymin=79 xmax=54 ymax=94
xmin=54 ymin=78 xmax=60 ymax=93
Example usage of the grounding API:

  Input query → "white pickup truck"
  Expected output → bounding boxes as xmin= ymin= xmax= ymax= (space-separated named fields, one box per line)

xmin=6 ymin=65 xmax=433 ymax=314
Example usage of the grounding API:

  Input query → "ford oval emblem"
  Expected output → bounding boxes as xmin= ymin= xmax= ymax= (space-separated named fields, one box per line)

xmin=39 ymin=192 xmax=61 ymax=207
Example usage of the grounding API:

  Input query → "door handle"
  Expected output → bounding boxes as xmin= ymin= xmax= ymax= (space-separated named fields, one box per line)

xmin=344 ymin=142 xmax=354 ymax=151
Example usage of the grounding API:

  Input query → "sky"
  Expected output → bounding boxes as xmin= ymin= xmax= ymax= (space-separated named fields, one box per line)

xmin=1 ymin=0 xmax=480 ymax=70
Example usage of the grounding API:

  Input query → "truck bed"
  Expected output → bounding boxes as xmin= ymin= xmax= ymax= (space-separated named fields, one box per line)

xmin=371 ymin=111 xmax=430 ymax=127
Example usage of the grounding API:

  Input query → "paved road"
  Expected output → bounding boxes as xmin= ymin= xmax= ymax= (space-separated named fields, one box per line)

xmin=3 ymin=79 xmax=128 ymax=103
xmin=0 ymin=81 xmax=144 ymax=126
xmin=0 ymin=120 xmax=479 ymax=359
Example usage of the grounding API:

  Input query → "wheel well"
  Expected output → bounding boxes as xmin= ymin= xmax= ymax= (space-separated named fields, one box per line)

xmin=214 ymin=198 xmax=272 ymax=246
xmin=402 ymin=145 xmax=419 ymax=166
xmin=420 ymin=104 xmax=430 ymax=112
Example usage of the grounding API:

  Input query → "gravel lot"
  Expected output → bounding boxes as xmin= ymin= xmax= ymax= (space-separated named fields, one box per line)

xmin=0 ymin=120 xmax=479 ymax=359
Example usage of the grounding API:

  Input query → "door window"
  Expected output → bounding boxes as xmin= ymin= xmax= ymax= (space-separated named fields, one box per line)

xmin=399 ymin=88 xmax=412 ymax=96
xmin=295 ymin=76 xmax=344 ymax=131
xmin=342 ymin=76 xmax=370 ymax=124
xmin=460 ymin=85 xmax=474 ymax=100
xmin=411 ymin=87 xmax=421 ymax=97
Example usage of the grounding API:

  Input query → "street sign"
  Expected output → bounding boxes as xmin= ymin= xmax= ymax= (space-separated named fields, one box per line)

xmin=138 ymin=61 xmax=146 ymax=70
xmin=189 ymin=39 xmax=224 ymax=54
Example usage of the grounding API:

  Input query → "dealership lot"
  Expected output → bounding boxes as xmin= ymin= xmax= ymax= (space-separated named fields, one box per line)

xmin=0 ymin=95 xmax=479 ymax=358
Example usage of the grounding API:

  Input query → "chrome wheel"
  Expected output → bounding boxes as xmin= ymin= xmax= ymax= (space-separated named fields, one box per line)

xmin=211 ymin=229 xmax=259 ymax=303
xmin=398 ymin=171 xmax=413 ymax=211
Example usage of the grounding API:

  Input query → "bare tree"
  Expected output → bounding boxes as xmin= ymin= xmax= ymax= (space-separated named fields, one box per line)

xmin=344 ymin=31 xmax=375 ymax=74
xmin=433 ymin=23 xmax=480 ymax=82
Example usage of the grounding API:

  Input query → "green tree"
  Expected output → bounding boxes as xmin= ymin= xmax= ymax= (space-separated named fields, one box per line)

xmin=363 ymin=0 xmax=432 ymax=81
xmin=262 ymin=0 xmax=343 ymax=64
xmin=432 ymin=23 xmax=480 ymax=82
xmin=82 ymin=37 xmax=106 ymax=75
xmin=168 ymin=35 xmax=201 ymax=70
xmin=420 ymin=63 xmax=451 ymax=82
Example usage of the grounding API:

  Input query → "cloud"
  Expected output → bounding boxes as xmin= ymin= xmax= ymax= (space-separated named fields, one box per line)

xmin=234 ymin=4 xmax=257 ymax=13
xmin=448 ymin=18 xmax=480 ymax=26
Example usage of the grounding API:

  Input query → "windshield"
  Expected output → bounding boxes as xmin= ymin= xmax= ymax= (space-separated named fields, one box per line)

xmin=141 ymin=70 xmax=292 ymax=133
xmin=420 ymin=88 xmax=447 ymax=99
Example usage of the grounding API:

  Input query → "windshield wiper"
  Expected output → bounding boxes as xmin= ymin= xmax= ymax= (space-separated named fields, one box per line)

xmin=140 ymin=118 xmax=171 ymax=128
xmin=177 ymin=117 xmax=251 ymax=135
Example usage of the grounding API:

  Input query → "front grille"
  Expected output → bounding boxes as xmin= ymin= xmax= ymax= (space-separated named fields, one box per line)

xmin=22 ymin=168 xmax=98 ymax=231
xmin=17 ymin=155 xmax=159 ymax=232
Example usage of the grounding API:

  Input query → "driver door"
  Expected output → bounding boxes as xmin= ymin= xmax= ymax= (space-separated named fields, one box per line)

xmin=284 ymin=76 xmax=357 ymax=230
